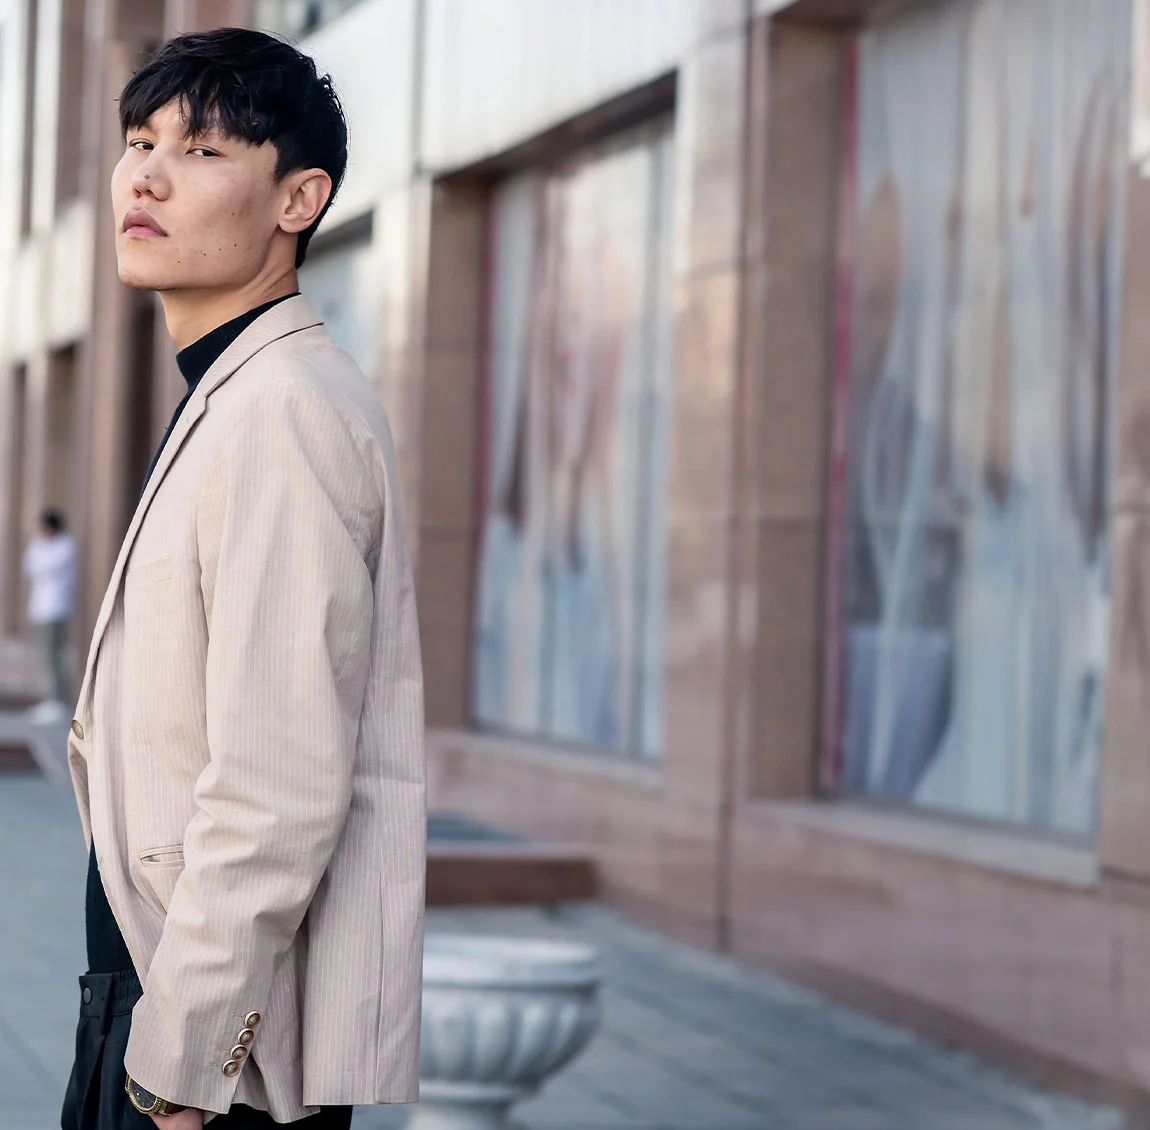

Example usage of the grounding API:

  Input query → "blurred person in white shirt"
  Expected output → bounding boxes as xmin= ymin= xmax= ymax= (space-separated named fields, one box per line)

xmin=23 ymin=508 xmax=77 ymax=722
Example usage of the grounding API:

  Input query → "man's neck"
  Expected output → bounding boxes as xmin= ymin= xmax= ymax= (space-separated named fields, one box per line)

xmin=159 ymin=274 xmax=300 ymax=351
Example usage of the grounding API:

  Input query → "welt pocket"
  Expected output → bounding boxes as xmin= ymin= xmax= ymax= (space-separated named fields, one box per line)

xmin=139 ymin=845 xmax=184 ymax=867
xmin=125 ymin=558 xmax=176 ymax=590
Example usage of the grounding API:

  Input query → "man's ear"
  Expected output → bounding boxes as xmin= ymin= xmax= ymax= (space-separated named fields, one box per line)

xmin=280 ymin=169 xmax=332 ymax=235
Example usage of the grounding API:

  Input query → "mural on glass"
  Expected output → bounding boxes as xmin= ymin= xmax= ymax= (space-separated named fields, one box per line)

xmin=833 ymin=0 xmax=1129 ymax=835
xmin=471 ymin=123 xmax=674 ymax=757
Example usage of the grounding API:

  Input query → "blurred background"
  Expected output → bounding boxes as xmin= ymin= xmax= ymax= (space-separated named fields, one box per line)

xmin=1 ymin=0 xmax=1150 ymax=1127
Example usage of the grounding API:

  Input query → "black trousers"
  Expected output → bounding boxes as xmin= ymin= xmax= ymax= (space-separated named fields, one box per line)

xmin=62 ymin=969 xmax=354 ymax=1129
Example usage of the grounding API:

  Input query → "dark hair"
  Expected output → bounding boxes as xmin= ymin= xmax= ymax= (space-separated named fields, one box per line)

xmin=40 ymin=509 xmax=65 ymax=534
xmin=118 ymin=27 xmax=347 ymax=268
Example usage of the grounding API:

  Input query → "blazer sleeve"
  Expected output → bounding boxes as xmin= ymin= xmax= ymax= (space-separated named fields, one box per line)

xmin=124 ymin=377 xmax=380 ymax=1114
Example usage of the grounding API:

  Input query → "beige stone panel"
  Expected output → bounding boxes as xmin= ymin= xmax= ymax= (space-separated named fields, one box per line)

xmin=420 ymin=344 xmax=480 ymax=535
xmin=1114 ymin=174 xmax=1150 ymax=513
xmin=425 ymin=180 xmax=486 ymax=350
xmin=760 ymin=22 xmax=846 ymax=270
xmin=1098 ymin=512 xmax=1150 ymax=877
xmin=675 ymin=34 xmax=748 ymax=276
xmin=668 ymin=267 xmax=740 ymax=521
xmin=743 ymin=22 xmax=843 ymax=525
xmin=740 ymin=19 xmax=772 ymax=267
xmin=0 ymin=369 xmax=28 ymax=634
xmin=370 ymin=188 xmax=421 ymax=381
xmin=1115 ymin=897 xmax=1150 ymax=1091
xmin=416 ymin=528 xmax=474 ymax=729
xmin=647 ymin=795 xmax=724 ymax=948
xmin=748 ymin=516 xmax=823 ymax=797
xmin=731 ymin=260 xmax=767 ymax=521
xmin=756 ymin=264 xmax=834 ymax=520
xmin=726 ymin=805 xmax=1150 ymax=1102
xmin=696 ymin=0 xmax=751 ymax=40
xmin=46 ymin=200 xmax=95 ymax=347
xmin=660 ymin=518 xmax=732 ymax=806
xmin=724 ymin=521 xmax=761 ymax=805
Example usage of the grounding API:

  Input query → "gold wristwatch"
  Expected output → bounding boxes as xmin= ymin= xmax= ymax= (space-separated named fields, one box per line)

xmin=125 ymin=1075 xmax=187 ymax=1116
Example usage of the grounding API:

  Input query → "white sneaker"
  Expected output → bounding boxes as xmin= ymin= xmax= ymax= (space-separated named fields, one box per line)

xmin=25 ymin=699 xmax=67 ymax=725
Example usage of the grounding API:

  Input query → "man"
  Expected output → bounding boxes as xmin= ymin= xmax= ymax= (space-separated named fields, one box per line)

xmin=24 ymin=509 xmax=78 ymax=722
xmin=62 ymin=28 xmax=425 ymax=1130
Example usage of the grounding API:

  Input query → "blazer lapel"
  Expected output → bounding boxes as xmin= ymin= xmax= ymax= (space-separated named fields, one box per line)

xmin=76 ymin=295 xmax=324 ymax=713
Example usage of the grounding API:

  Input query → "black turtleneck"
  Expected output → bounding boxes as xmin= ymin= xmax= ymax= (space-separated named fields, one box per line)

xmin=85 ymin=293 xmax=297 ymax=975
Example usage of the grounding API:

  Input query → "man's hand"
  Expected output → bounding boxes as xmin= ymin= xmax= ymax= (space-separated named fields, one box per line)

xmin=152 ymin=1110 xmax=203 ymax=1130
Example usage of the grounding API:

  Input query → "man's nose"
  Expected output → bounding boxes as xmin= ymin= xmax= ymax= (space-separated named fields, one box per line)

xmin=131 ymin=156 xmax=169 ymax=198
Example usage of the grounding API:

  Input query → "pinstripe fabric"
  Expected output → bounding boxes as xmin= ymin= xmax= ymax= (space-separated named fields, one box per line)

xmin=66 ymin=297 xmax=426 ymax=1120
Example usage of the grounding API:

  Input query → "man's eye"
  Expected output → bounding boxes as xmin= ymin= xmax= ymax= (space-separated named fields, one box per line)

xmin=190 ymin=147 xmax=220 ymax=158
xmin=128 ymin=139 xmax=152 ymax=152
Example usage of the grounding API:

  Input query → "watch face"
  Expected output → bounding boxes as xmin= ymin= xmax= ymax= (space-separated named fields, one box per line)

xmin=128 ymin=1078 xmax=160 ymax=1113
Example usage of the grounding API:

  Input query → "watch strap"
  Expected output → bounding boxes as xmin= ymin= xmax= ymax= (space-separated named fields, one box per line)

xmin=125 ymin=1075 xmax=187 ymax=1116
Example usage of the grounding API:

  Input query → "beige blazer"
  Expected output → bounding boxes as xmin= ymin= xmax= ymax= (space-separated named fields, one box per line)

xmin=67 ymin=296 xmax=426 ymax=1119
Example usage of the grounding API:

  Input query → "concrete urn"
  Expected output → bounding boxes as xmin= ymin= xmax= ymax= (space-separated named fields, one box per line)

xmin=408 ymin=934 xmax=602 ymax=1130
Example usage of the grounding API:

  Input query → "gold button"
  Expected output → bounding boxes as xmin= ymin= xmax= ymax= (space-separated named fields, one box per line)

xmin=244 ymin=1012 xmax=261 ymax=1027
xmin=222 ymin=1059 xmax=240 ymax=1077
xmin=237 ymin=1028 xmax=255 ymax=1046
xmin=230 ymin=1045 xmax=249 ymax=1061
xmin=71 ymin=719 xmax=84 ymax=740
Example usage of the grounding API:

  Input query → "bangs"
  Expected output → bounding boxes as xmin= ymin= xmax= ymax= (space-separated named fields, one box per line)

xmin=119 ymin=58 xmax=287 ymax=147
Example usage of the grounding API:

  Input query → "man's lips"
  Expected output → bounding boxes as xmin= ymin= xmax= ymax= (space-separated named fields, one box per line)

xmin=121 ymin=208 xmax=167 ymax=238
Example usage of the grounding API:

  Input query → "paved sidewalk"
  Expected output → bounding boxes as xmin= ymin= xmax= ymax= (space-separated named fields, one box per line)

xmin=0 ymin=763 xmax=1127 ymax=1130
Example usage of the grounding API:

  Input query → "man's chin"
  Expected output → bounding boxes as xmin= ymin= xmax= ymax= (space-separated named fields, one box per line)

xmin=117 ymin=264 xmax=170 ymax=290
xmin=116 ymin=246 xmax=185 ymax=291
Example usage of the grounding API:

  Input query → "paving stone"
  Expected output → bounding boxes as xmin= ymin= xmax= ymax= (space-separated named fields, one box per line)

xmin=349 ymin=1104 xmax=409 ymax=1129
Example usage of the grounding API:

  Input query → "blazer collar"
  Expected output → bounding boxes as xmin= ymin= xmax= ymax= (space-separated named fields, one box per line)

xmin=75 ymin=295 xmax=324 ymax=716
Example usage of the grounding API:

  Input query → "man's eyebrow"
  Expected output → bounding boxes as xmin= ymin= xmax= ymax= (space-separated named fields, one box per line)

xmin=184 ymin=121 xmax=229 ymax=143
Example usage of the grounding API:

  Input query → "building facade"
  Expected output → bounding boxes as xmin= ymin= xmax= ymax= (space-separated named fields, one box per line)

xmin=4 ymin=0 xmax=1150 ymax=1112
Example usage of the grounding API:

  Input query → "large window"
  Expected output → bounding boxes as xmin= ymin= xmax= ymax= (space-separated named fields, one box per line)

xmin=299 ymin=221 xmax=377 ymax=376
xmin=471 ymin=121 xmax=674 ymax=758
xmin=827 ymin=0 xmax=1129 ymax=836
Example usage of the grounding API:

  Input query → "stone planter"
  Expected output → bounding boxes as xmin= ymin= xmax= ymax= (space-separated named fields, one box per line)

xmin=408 ymin=934 xmax=602 ymax=1130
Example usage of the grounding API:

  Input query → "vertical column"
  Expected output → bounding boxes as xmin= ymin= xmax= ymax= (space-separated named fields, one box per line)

xmin=415 ymin=178 xmax=486 ymax=730
xmin=649 ymin=0 xmax=750 ymax=945
xmin=741 ymin=21 xmax=847 ymax=801
xmin=22 ymin=353 xmax=51 ymax=546
xmin=0 ymin=366 xmax=30 ymax=635
xmin=372 ymin=179 xmax=431 ymax=556
xmin=1097 ymin=0 xmax=1150 ymax=878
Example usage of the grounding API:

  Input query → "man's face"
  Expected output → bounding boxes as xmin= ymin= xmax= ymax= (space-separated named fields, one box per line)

xmin=111 ymin=100 xmax=287 ymax=292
